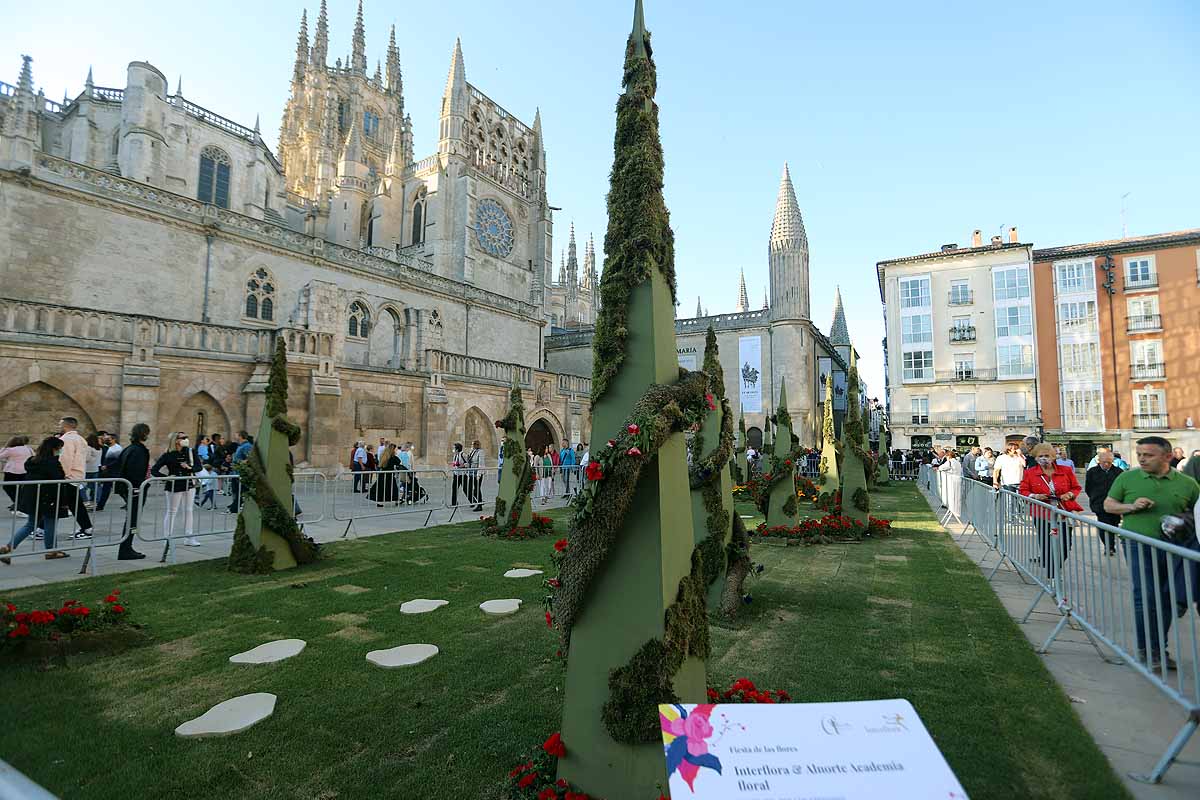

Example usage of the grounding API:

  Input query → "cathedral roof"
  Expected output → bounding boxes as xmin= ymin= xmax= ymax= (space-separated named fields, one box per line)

xmin=829 ymin=286 xmax=850 ymax=346
xmin=770 ymin=163 xmax=807 ymax=247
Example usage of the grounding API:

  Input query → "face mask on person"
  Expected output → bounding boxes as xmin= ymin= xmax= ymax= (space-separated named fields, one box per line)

xmin=1036 ymin=455 xmax=1054 ymax=468
xmin=180 ymin=438 xmax=190 ymax=448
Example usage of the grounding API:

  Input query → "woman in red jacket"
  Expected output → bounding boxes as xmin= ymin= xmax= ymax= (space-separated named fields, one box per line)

xmin=1018 ymin=442 xmax=1083 ymax=578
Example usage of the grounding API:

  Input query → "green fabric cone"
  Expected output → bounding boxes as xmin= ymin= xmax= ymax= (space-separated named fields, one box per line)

xmin=557 ymin=2 xmax=704 ymax=794
xmin=734 ymin=413 xmax=748 ymax=484
xmin=689 ymin=327 xmax=734 ymax=613
xmin=818 ymin=371 xmax=840 ymax=501
xmin=840 ymin=350 xmax=870 ymax=523
xmin=764 ymin=379 xmax=799 ymax=528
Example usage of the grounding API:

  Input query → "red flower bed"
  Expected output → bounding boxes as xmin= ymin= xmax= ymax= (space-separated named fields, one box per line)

xmin=3 ymin=590 xmax=131 ymax=651
xmin=482 ymin=513 xmax=556 ymax=540
xmin=753 ymin=514 xmax=891 ymax=542
xmin=706 ymin=677 xmax=793 ymax=704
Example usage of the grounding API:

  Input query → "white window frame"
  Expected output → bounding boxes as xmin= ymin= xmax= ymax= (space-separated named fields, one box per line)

xmin=1133 ymin=389 xmax=1166 ymax=415
xmin=1004 ymin=392 xmax=1029 ymax=423
xmin=899 ymin=275 xmax=932 ymax=309
xmin=997 ymin=344 xmax=1034 ymax=378
xmin=901 ymin=313 xmax=933 ymax=345
xmin=902 ymin=350 xmax=934 ymax=383
xmin=949 ymin=279 xmax=971 ymax=305
xmin=1060 ymin=342 xmax=1099 ymax=378
xmin=996 ymin=305 xmax=1033 ymax=338
xmin=1055 ymin=259 xmax=1095 ymax=295
xmin=954 ymin=353 xmax=975 ymax=380
xmin=910 ymin=396 xmax=929 ymax=425
xmin=993 ymin=266 xmax=1031 ymax=302
xmin=1124 ymin=255 xmax=1157 ymax=289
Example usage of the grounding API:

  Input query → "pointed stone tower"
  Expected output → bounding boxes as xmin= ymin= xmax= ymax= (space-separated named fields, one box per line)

xmin=695 ymin=296 xmax=703 ymax=318
xmin=229 ymin=337 xmax=319 ymax=574
xmin=735 ymin=268 xmax=750 ymax=313
xmin=769 ymin=163 xmax=810 ymax=321
xmin=350 ymin=0 xmax=367 ymax=74
xmin=557 ymin=2 xmax=705 ymax=794
xmin=830 ymin=286 xmax=851 ymax=362
xmin=763 ymin=379 xmax=799 ymax=529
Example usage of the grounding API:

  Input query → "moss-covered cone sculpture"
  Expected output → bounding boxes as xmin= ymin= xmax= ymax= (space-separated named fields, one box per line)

xmin=557 ymin=2 xmax=705 ymax=794
xmin=877 ymin=416 xmax=891 ymax=485
xmin=484 ymin=376 xmax=533 ymax=532
xmin=817 ymin=371 xmax=840 ymax=503
xmin=762 ymin=379 xmax=799 ymax=528
xmin=840 ymin=350 xmax=870 ymax=523
xmin=733 ymin=412 xmax=748 ymax=484
xmin=229 ymin=337 xmax=319 ymax=573
xmin=688 ymin=326 xmax=736 ymax=613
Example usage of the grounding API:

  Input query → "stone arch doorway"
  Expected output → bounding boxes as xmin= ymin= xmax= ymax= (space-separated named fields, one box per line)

xmin=0 ymin=381 xmax=96 ymax=445
xmin=746 ymin=426 xmax=763 ymax=450
xmin=462 ymin=406 xmax=496 ymax=459
xmin=525 ymin=419 xmax=556 ymax=458
xmin=169 ymin=392 xmax=232 ymax=446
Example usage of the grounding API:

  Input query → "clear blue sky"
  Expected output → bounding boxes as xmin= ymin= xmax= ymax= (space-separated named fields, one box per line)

xmin=5 ymin=0 xmax=1199 ymax=394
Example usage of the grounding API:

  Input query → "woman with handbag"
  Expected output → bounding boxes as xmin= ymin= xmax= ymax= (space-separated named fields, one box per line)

xmin=152 ymin=431 xmax=200 ymax=547
xmin=1018 ymin=442 xmax=1083 ymax=578
xmin=1 ymin=437 xmax=72 ymax=562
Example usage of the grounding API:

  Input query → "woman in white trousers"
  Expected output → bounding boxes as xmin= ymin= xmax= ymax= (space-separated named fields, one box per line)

xmin=151 ymin=432 xmax=200 ymax=547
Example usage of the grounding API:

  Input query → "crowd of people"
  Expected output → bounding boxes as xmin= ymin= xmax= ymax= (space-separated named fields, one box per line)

xmin=926 ymin=434 xmax=1200 ymax=671
xmin=0 ymin=418 xmax=259 ymax=563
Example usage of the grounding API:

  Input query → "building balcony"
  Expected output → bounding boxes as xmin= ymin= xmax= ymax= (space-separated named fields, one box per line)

xmin=1058 ymin=315 xmax=1098 ymax=333
xmin=949 ymin=326 xmax=977 ymax=343
xmin=948 ymin=290 xmax=974 ymax=306
xmin=1133 ymin=413 xmax=1169 ymax=430
xmin=1127 ymin=314 xmax=1162 ymax=333
xmin=1131 ymin=362 xmax=1166 ymax=380
xmin=901 ymin=411 xmax=1041 ymax=427
xmin=997 ymin=363 xmax=1036 ymax=379
xmin=934 ymin=368 xmax=997 ymax=383
xmin=1125 ymin=277 xmax=1159 ymax=291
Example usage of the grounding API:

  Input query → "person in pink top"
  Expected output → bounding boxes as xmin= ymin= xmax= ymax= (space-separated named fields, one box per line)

xmin=55 ymin=417 xmax=94 ymax=538
xmin=0 ymin=435 xmax=34 ymax=513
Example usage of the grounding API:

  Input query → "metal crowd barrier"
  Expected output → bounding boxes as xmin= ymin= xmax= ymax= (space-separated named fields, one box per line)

xmin=333 ymin=467 xmax=448 ymax=533
xmin=919 ymin=464 xmax=1200 ymax=784
xmin=133 ymin=471 xmax=327 ymax=562
xmin=887 ymin=461 xmax=922 ymax=481
xmin=0 ymin=477 xmax=133 ymax=576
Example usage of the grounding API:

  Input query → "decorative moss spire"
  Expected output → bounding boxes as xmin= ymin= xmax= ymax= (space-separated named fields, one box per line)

xmin=589 ymin=0 xmax=677 ymax=404
xmin=557 ymin=2 xmax=704 ymax=794
xmin=229 ymin=337 xmax=318 ymax=573
xmin=818 ymin=371 xmax=840 ymax=500
xmin=763 ymin=379 xmax=799 ymax=528
xmin=877 ymin=414 xmax=891 ymax=485
xmin=841 ymin=348 xmax=870 ymax=523
xmin=735 ymin=411 xmax=748 ymax=483
xmin=689 ymin=327 xmax=735 ymax=611
xmin=484 ymin=376 xmax=535 ymax=533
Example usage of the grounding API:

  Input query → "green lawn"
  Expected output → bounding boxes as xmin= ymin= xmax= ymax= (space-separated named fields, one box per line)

xmin=0 ymin=484 xmax=1128 ymax=799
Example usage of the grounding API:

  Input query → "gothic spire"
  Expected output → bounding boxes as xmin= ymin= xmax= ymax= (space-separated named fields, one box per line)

xmin=386 ymin=24 xmax=402 ymax=95
xmin=770 ymin=162 xmax=807 ymax=247
xmin=84 ymin=66 xmax=93 ymax=97
xmin=443 ymin=37 xmax=466 ymax=107
xmin=311 ymin=0 xmax=329 ymax=67
xmin=175 ymin=75 xmax=183 ymax=97
xmin=17 ymin=55 xmax=33 ymax=96
xmin=293 ymin=9 xmax=309 ymax=82
xmin=762 ymin=286 xmax=769 ymax=310
xmin=567 ymin=222 xmax=579 ymax=283
xmin=340 ymin=116 xmax=364 ymax=167
xmin=351 ymin=0 xmax=367 ymax=74
xmin=736 ymin=268 xmax=749 ymax=312
xmin=373 ymin=60 xmax=381 ymax=84
xmin=829 ymin=286 xmax=850 ymax=345
xmin=386 ymin=114 xmax=405 ymax=175
xmin=696 ymin=296 xmax=703 ymax=318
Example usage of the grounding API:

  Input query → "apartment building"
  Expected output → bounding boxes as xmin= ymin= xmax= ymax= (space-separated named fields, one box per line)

xmin=1033 ymin=229 xmax=1200 ymax=462
xmin=877 ymin=228 xmax=1040 ymax=452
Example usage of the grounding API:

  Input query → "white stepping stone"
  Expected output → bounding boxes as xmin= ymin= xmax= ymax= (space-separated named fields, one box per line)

xmin=503 ymin=568 xmax=544 ymax=579
xmin=366 ymin=643 xmax=439 ymax=669
xmin=480 ymin=598 xmax=522 ymax=616
xmin=175 ymin=693 xmax=276 ymax=738
xmin=400 ymin=599 xmax=449 ymax=614
xmin=229 ymin=639 xmax=306 ymax=665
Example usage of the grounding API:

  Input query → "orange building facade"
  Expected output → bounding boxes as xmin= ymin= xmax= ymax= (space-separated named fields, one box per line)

xmin=1032 ymin=229 xmax=1200 ymax=464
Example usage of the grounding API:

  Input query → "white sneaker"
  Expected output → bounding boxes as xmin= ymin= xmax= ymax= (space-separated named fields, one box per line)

xmin=185 ymin=538 xmax=202 ymax=546
xmin=33 ymin=530 xmax=44 ymax=540
xmin=14 ymin=511 xmax=27 ymax=518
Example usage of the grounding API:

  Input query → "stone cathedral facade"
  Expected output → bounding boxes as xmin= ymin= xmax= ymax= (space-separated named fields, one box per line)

xmin=0 ymin=1 xmax=594 ymax=468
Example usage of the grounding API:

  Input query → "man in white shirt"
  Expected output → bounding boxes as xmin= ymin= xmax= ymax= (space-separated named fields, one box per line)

xmin=974 ymin=448 xmax=994 ymax=483
xmin=352 ymin=441 xmax=368 ymax=492
xmin=992 ymin=441 xmax=1026 ymax=491
xmin=57 ymin=417 xmax=93 ymax=536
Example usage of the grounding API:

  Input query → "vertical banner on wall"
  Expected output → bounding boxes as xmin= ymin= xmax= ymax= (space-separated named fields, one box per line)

xmin=677 ymin=344 xmax=699 ymax=371
xmin=738 ymin=336 xmax=762 ymax=413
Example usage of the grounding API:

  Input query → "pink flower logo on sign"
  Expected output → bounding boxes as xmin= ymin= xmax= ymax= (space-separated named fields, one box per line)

xmin=660 ymin=704 xmax=722 ymax=791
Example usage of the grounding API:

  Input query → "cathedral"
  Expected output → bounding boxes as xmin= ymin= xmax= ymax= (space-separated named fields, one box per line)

xmin=0 ymin=1 xmax=594 ymax=466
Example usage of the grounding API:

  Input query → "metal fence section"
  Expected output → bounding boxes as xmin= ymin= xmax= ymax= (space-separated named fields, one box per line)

xmin=332 ymin=468 xmax=448 ymax=532
xmin=920 ymin=464 xmax=1200 ymax=784
xmin=0 ymin=477 xmax=133 ymax=576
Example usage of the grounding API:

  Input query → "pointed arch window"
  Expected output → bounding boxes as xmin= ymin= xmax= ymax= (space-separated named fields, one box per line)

xmin=198 ymin=146 xmax=231 ymax=208
xmin=411 ymin=190 xmax=426 ymax=245
xmin=363 ymin=108 xmax=381 ymax=140
xmin=348 ymin=301 xmax=370 ymax=339
xmin=244 ymin=267 xmax=275 ymax=321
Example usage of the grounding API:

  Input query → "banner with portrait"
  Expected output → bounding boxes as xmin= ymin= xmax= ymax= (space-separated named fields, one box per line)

xmin=738 ymin=336 xmax=762 ymax=414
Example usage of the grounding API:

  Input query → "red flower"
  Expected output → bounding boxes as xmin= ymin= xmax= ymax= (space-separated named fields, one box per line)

xmin=4 ymin=602 xmax=14 ymax=613
xmin=626 ymin=423 xmax=640 ymax=435
xmin=545 ymin=612 xmax=553 ymax=628
xmin=626 ymin=447 xmax=642 ymax=457
xmin=111 ymin=605 xmax=124 ymax=614
xmin=517 ymin=772 xmax=537 ymax=789
xmin=553 ymin=538 xmax=568 ymax=552
xmin=542 ymin=731 xmax=567 ymax=758
xmin=706 ymin=688 xmax=719 ymax=701
xmin=705 ymin=393 xmax=716 ymax=410
xmin=784 ymin=460 xmax=792 ymax=467
xmin=508 ymin=764 xmax=525 ymax=778
xmin=547 ymin=578 xmax=560 ymax=588
xmin=8 ymin=623 xmax=30 ymax=638
xmin=538 ymin=789 xmax=557 ymax=800
xmin=585 ymin=461 xmax=604 ymax=481
xmin=557 ymin=779 xmax=569 ymax=788
xmin=606 ymin=439 xmax=615 ymax=448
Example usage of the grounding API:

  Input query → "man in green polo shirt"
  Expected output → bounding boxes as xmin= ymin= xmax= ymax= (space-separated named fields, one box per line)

xmin=1105 ymin=436 xmax=1200 ymax=670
